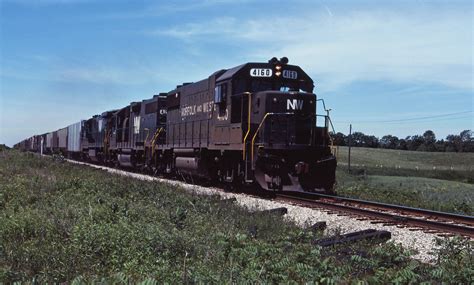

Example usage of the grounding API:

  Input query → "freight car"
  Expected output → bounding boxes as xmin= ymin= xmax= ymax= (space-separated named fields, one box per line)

xmin=15 ymin=57 xmax=337 ymax=193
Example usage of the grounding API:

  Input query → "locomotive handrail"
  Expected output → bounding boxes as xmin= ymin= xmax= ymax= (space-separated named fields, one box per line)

xmin=316 ymin=98 xmax=328 ymax=112
xmin=326 ymin=116 xmax=336 ymax=148
xmin=315 ymin=114 xmax=335 ymax=147
xmin=241 ymin=92 xmax=252 ymax=160
xmin=251 ymin=112 xmax=294 ymax=165
xmin=316 ymin=97 xmax=336 ymax=146
xmin=151 ymin=127 xmax=164 ymax=159
xmin=315 ymin=114 xmax=336 ymax=134
xmin=327 ymin=116 xmax=336 ymax=134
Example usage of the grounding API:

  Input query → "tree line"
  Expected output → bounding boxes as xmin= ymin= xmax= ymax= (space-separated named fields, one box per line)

xmin=331 ymin=130 xmax=474 ymax=152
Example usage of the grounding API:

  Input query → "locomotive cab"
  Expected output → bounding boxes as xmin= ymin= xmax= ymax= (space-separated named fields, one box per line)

xmin=220 ymin=58 xmax=337 ymax=192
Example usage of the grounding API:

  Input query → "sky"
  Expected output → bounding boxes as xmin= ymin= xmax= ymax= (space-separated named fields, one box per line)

xmin=0 ymin=0 xmax=472 ymax=146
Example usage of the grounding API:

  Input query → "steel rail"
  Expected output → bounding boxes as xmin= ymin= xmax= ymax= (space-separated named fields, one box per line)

xmin=280 ymin=191 xmax=474 ymax=226
xmin=275 ymin=193 xmax=474 ymax=238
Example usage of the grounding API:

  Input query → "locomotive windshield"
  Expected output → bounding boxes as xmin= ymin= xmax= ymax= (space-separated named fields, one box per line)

xmin=233 ymin=78 xmax=312 ymax=94
xmin=251 ymin=79 xmax=304 ymax=92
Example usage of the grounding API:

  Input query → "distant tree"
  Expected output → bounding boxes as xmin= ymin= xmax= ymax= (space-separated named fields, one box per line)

xmin=422 ymin=130 xmax=436 ymax=151
xmin=435 ymin=139 xmax=446 ymax=152
xmin=328 ymin=129 xmax=473 ymax=152
xmin=446 ymin=134 xmax=461 ymax=152
xmin=423 ymin=130 xmax=436 ymax=145
xmin=363 ymin=135 xmax=379 ymax=148
xmin=350 ymin=132 xmax=366 ymax=147
xmin=332 ymin=132 xmax=346 ymax=146
xmin=407 ymin=135 xmax=424 ymax=151
xmin=460 ymin=130 xmax=473 ymax=152
xmin=460 ymin=130 xmax=472 ymax=141
xmin=397 ymin=139 xmax=408 ymax=150
xmin=380 ymin=135 xmax=399 ymax=149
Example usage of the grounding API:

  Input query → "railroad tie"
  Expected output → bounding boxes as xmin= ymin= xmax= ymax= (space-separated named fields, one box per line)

xmin=307 ymin=221 xmax=327 ymax=232
xmin=313 ymin=229 xmax=391 ymax=247
xmin=255 ymin=207 xmax=288 ymax=216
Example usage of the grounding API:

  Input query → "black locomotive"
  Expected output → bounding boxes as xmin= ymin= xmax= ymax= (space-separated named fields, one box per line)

xmin=15 ymin=57 xmax=337 ymax=193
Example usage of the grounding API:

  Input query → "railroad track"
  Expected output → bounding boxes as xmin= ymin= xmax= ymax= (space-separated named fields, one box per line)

xmin=56 ymin=155 xmax=474 ymax=238
xmin=274 ymin=192 xmax=474 ymax=238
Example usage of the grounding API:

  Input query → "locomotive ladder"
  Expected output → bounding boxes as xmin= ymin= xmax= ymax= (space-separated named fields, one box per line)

xmin=244 ymin=142 xmax=253 ymax=183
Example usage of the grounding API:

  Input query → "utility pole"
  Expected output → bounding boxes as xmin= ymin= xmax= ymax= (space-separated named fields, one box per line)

xmin=348 ymin=124 xmax=352 ymax=173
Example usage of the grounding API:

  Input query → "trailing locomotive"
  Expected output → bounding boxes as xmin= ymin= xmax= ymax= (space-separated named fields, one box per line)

xmin=14 ymin=57 xmax=337 ymax=193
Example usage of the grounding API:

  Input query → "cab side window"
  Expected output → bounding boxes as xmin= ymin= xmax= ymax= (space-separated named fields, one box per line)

xmin=214 ymin=83 xmax=227 ymax=104
xmin=215 ymin=83 xmax=228 ymax=117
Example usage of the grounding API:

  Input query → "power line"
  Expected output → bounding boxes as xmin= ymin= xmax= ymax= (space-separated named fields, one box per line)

xmin=334 ymin=111 xmax=473 ymax=124
xmin=383 ymin=115 xmax=473 ymax=125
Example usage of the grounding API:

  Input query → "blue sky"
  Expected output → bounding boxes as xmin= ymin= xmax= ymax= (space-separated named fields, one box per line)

xmin=0 ymin=0 xmax=472 ymax=146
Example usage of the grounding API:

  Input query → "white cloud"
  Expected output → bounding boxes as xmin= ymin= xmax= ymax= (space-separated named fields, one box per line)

xmin=148 ymin=17 xmax=237 ymax=40
xmin=99 ymin=0 xmax=254 ymax=20
xmin=154 ymin=8 xmax=473 ymax=91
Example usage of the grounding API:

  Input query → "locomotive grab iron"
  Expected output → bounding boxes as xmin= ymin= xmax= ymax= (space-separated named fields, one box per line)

xmin=15 ymin=57 xmax=337 ymax=193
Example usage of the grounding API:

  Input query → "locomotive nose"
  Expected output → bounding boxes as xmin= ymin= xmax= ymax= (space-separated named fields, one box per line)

xmin=257 ymin=91 xmax=315 ymax=115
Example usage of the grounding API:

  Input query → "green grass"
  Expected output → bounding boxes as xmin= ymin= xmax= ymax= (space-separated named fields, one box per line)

xmin=336 ymin=146 xmax=474 ymax=183
xmin=337 ymin=146 xmax=474 ymax=170
xmin=1 ymin=151 xmax=473 ymax=283
xmin=332 ymin=147 xmax=474 ymax=214
xmin=336 ymin=168 xmax=474 ymax=215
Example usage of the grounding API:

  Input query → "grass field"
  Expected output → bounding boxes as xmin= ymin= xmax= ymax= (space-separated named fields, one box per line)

xmin=337 ymin=146 xmax=474 ymax=171
xmin=334 ymin=147 xmax=474 ymax=215
xmin=1 ymin=150 xmax=472 ymax=283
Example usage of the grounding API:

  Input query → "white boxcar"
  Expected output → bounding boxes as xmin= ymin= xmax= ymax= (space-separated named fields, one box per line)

xmin=58 ymin=127 xmax=68 ymax=149
xmin=67 ymin=121 xmax=83 ymax=152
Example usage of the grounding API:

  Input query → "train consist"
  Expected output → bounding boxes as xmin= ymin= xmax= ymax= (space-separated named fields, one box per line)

xmin=14 ymin=57 xmax=337 ymax=193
